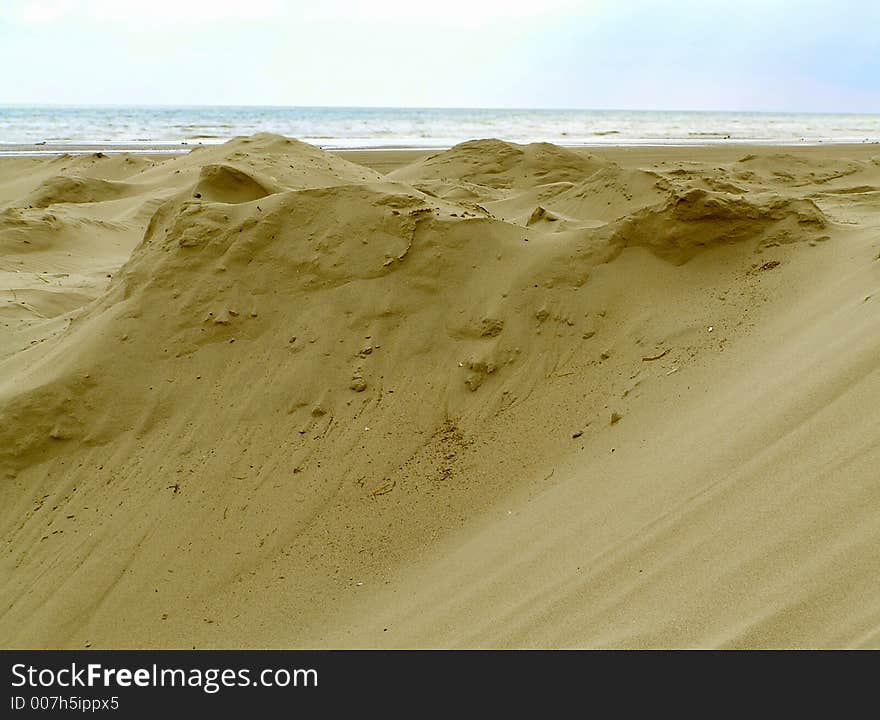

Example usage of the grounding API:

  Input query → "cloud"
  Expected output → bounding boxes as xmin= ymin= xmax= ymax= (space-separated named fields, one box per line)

xmin=1 ymin=0 xmax=876 ymax=111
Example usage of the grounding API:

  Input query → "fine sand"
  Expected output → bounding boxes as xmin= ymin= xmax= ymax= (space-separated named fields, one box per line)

xmin=1 ymin=136 xmax=879 ymax=649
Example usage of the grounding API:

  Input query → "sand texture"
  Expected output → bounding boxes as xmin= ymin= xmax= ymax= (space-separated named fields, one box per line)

xmin=1 ymin=135 xmax=880 ymax=648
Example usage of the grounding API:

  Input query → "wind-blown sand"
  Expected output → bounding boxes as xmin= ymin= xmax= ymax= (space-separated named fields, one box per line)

xmin=1 ymin=135 xmax=879 ymax=649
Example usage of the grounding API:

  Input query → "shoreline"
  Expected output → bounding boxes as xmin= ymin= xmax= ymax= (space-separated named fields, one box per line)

xmin=2 ymin=137 xmax=878 ymax=158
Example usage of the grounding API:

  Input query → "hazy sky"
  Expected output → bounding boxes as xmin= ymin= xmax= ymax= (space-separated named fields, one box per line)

xmin=1 ymin=0 xmax=878 ymax=111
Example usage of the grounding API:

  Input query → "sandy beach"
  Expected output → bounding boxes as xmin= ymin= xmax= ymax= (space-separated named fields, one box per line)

xmin=1 ymin=135 xmax=879 ymax=649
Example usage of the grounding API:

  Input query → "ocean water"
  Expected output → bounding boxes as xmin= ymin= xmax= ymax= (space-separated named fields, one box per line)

xmin=1 ymin=105 xmax=879 ymax=151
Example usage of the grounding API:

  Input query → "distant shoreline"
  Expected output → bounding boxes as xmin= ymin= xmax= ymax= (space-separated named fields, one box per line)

xmin=2 ymin=106 xmax=877 ymax=154
xmin=2 ymin=138 xmax=878 ymax=158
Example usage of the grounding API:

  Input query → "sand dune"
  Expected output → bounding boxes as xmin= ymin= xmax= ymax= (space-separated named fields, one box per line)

xmin=387 ymin=139 xmax=607 ymax=189
xmin=1 ymin=137 xmax=879 ymax=649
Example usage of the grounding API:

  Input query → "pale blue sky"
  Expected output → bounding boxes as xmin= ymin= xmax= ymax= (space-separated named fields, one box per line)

xmin=1 ymin=0 xmax=878 ymax=111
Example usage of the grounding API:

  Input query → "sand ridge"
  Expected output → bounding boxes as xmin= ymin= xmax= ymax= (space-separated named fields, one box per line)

xmin=1 ymin=136 xmax=880 ymax=648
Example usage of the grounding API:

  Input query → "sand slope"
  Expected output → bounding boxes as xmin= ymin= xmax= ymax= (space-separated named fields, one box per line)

xmin=1 ymin=138 xmax=879 ymax=649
